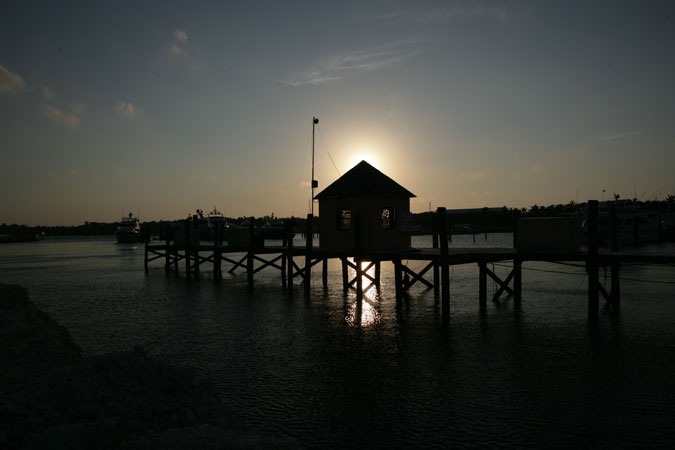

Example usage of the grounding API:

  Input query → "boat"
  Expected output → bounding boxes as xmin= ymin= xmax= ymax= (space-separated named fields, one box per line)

xmin=192 ymin=209 xmax=212 ymax=241
xmin=207 ymin=207 xmax=230 ymax=237
xmin=115 ymin=213 xmax=141 ymax=243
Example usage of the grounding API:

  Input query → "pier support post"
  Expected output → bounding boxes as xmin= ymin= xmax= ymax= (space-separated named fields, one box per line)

xmin=341 ymin=258 xmax=348 ymax=293
xmin=355 ymin=258 xmax=363 ymax=301
xmin=514 ymin=259 xmax=522 ymax=306
xmin=305 ymin=214 xmax=313 ymax=293
xmin=281 ymin=224 xmax=287 ymax=288
xmin=587 ymin=200 xmax=599 ymax=324
xmin=438 ymin=207 xmax=450 ymax=323
xmin=374 ymin=261 xmax=381 ymax=291
xmin=478 ymin=261 xmax=487 ymax=308
xmin=322 ymin=258 xmax=328 ymax=287
xmin=213 ymin=224 xmax=221 ymax=280
xmin=286 ymin=219 xmax=294 ymax=294
xmin=394 ymin=259 xmax=403 ymax=302
xmin=432 ymin=215 xmax=440 ymax=298
xmin=247 ymin=217 xmax=254 ymax=285
xmin=194 ymin=222 xmax=200 ymax=277
xmin=144 ymin=227 xmax=149 ymax=274
xmin=609 ymin=206 xmax=621 ymax=311
xmin=164 ymin=226 xmax=171 ymax=275
xmin=184 ymin=219 xmax=191 ymax=279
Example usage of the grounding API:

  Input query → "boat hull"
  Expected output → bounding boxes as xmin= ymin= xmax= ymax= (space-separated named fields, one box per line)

xmin=115 ymin=232 xmax=141 ymax=243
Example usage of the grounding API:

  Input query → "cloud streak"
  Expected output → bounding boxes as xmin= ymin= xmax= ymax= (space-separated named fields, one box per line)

xmin=168 ymin=29 xmax=204 ymax=70
xmin=168 ymin=29 xmax=190 ymax=56
xmin=599 ymin=131 xmax=640 ymax=141
xmin=372 ymin=6 xmax=507 ymax=25
xmin=0 ymin=65 xmax=26 ymax=93
xmin=115 ymin=101 xmax=141 ymax=118
xmin=41 ymin=104 xmax=81 ymax=129
xmin=282 ymin=41 xmax=421 ymax=87
xmin=41 ymin=85 xmax=56 ymax=100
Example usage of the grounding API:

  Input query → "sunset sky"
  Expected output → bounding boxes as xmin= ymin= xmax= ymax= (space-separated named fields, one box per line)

xmin=1 ymin=1 xmax=674 ymax=225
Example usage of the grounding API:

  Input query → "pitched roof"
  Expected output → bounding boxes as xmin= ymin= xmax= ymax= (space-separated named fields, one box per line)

xmin=315 ymin=160 xmax=415 ymax=199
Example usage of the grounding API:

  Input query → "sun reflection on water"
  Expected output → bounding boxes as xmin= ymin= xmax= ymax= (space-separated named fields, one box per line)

xmin=345 ymin=259 xmax=381 ymax=327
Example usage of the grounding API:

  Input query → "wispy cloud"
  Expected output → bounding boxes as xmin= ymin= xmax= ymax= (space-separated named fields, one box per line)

xmin=282 ymin=40 xmax=422 ymax=87
xmin=168 ymin=29 xmax=190 ymax=56
xmin=115 ymin=101 xmax=142 ymax=118
xmin=0 ymin=65 xmax=26 ymax=93
xmin=41 ymin=104 xmax=81 ymax=129
xmin=48 ymin=167 xmax=77 ymax=181
xmin=599 ymin=131 xmax=640 ymax=141
xmin=371 ymin=6 xmax=507 ymax=25
xmin=41 ymin=85 xmax=56 ymax=100
xmin=167 ymin=29 xmax=204 ymax=70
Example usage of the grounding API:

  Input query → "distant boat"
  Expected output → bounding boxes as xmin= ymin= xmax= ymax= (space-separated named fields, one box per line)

xmin=207 ymin=207 xmax=230 ymax=235
xmin=115 ymin=212 xmax=141 ymax=243
xmin=192 ymin=209 xmax=212 ymax=241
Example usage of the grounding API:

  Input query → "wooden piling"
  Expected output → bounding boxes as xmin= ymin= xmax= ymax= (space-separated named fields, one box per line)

xmin=322 ymin=258 xmax=328 ymax=287
xmin=164 ymin=226 xmax=170 ymax=274
xmin=144 ymin=227 xmax=149 ymax=274
xmin=194 ymin=223 xmax=200 ymax=277
xmin=213 ymin=224 xmax=221 ymax=279
xmin=513 ymin=259 xmax=522 ymax=305
xmin=374 ymin=261 xmax=381 ymax=290
xmin=247 ymin=217 xmax=254 ymax=285
xmin=438 ymin=207 xmax=450 ymax=323
xmin=609 ymin=206 xmax=620 ymax=310
xmin=394 ymin=259 xmax=403 ymax=302
xmin=281 ymin=223 xmax=287 ymax=287
xmin=587 ymin=200 xmax=599 ymax=323
xmin=184 ymin=219 xmax=191 ymax=279
xmin=341 ymin=257 xmax=348 ymax=293
xmin=432 ymin=214 xmax=440 ymax=297
xmin=355 ymin=258 xmax=363 ymax=300
xmin=478 ymin=261 xmax=486 ymax=308
xmin=305 ymin=214 xmax=313 ymax=293
xmin=286 ymin=219 xmax=294 ymax=293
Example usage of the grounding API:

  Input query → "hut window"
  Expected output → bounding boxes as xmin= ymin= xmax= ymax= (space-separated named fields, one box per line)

xmin=337 ymin=209 xmax=352 ymax=230
xmin=382 ymin=207 xmax=396 ymax=230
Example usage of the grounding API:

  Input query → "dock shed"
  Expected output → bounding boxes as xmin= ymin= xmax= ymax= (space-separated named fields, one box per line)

xmin=315 ymin=160 xmax=415 ymax=253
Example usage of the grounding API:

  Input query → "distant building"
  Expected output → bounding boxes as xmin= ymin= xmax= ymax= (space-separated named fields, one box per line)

xmin=315 ymin=160 xmax=415 ymax=253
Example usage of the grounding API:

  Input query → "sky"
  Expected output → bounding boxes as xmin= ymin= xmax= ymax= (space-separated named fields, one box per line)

xmin=1 ymin=0 xmax=674 ymax=225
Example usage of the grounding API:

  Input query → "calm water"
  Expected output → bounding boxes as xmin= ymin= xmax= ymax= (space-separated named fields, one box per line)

xmin=1 ymin=234 xmax=674 ymax=449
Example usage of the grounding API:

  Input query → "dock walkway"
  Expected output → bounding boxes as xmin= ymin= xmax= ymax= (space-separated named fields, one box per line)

xmin=144 ymin=202 xmax=675 ymax=324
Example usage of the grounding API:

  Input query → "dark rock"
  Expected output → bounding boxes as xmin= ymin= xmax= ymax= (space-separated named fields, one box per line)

xmin=0 ymin=283 xmax=81 ymax=385
xmin=0 ymin=283 xmax=301 ymax=450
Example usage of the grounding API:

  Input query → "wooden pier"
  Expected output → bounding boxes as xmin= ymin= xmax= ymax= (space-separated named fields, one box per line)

xmin=144 ymin=203 xmax=675 ymax=324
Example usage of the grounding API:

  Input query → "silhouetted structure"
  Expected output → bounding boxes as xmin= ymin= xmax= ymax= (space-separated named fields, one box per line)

xmin=315 ymin=160 xmax=415 ymax=253
xmin=144 ymin=201 xmax=675 ymax=326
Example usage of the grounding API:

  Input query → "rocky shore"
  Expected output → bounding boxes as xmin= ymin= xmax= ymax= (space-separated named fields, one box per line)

xmin=0 ymin=283 xmax=300 ymax=450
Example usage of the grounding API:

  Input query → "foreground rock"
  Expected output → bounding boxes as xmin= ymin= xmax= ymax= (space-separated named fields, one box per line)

xmin=0 ymin=283 xmax=81 ymax=385
xmin=0 ymin=283 xmax=300 ymax=450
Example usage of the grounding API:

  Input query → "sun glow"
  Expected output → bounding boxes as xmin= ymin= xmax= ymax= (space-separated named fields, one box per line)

xmin=348 ymin=146 xmax=379 ymax=170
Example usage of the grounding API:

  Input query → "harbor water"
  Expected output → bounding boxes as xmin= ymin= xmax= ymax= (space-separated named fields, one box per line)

xmin=1 ymin=234 xmax=674 ymax=449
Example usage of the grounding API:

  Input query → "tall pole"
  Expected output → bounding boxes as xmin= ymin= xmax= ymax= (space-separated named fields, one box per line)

xmin=311 ymin=117 xmax=319 ymax=216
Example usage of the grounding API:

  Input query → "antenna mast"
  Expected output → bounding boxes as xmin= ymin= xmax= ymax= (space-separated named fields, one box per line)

xmin=311 ymin=117 xmax=319 ymax=215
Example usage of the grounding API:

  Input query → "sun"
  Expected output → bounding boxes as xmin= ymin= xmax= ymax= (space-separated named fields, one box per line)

xmin=349 ymin=147 xmax=379 ymax=169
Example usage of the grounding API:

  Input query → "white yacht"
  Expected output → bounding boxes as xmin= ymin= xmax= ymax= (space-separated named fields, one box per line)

xmin=115 ymin=213 xmax=141 ymax=243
